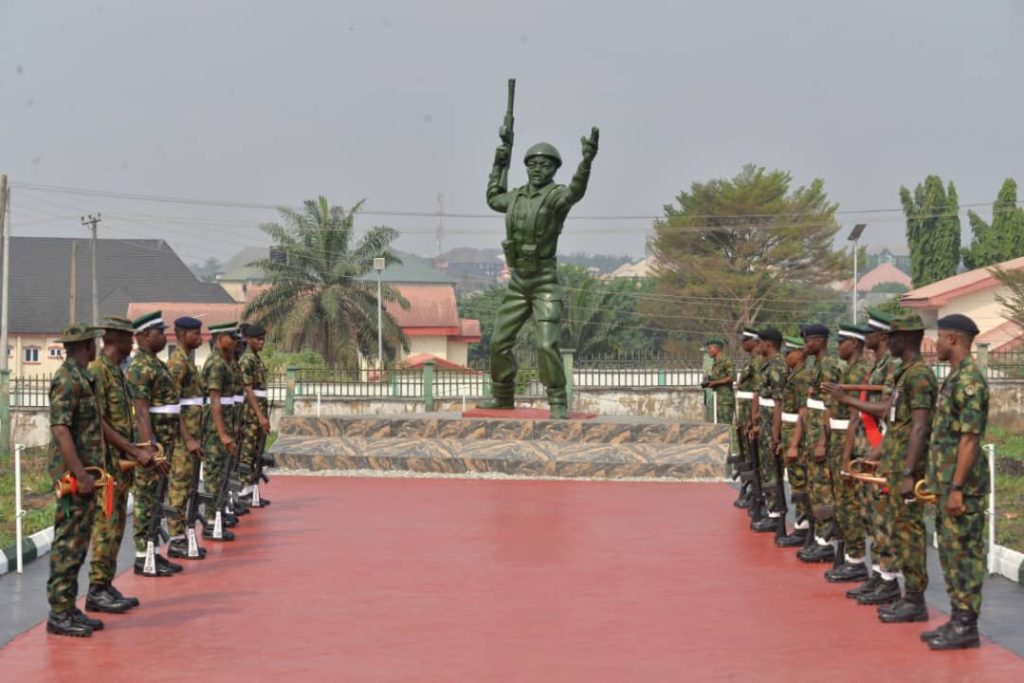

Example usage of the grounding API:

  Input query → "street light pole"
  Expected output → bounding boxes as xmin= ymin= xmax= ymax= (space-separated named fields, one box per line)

xmin=373 ymin=256 xmax=386 ymax=376
xmin=848 ymin=223 xmax=867 ymax=324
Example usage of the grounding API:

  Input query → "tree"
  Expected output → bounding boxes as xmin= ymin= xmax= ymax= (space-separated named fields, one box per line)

xmin=870 ymin=282 xmax=910 ymax=295
xmin=244 ymin=197 xmax=408 ymax=369
xmin=189 ymin=257 xmax=224 ymax=282
xmin=992 ymin=265 xmax=1024 ymax=332
xmin=900 ymin=176 xmax=961 ymax=287
xmin=962 ymin=179 xmax=1024 ymax=270
xmin=647 ymin=164 xmax=849 ymax=347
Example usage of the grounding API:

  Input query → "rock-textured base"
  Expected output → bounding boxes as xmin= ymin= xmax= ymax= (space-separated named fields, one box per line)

xmin=462 ymin=407 xmax=597 ymax=420
xmin=271 ymin=413 xmax=730 ymax=480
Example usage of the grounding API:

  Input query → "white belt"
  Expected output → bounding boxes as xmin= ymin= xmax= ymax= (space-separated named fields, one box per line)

xmin=253 ymin=389 xmax=269 ymax=398
xmin=781 ymin=412 xmax=799 ymax=423
xmin=149 ymin=404 xmax=181 ymax=415
xmin=209 ymin=397 xmax=235 ymax=406
xmin=830 ymin=418 xmax=850 ymax=431
xmin=179 ymin=397 xmax=203 ymax=406
xmin=807 ymin=398 xmax=826 ymax=411
xmin=232 ymin=394 xmax=245 ymax=404
xmin=759 ymin=398 xmax=775 ymax=408
xmin=736 ymin=391 xmax=754 ymax=401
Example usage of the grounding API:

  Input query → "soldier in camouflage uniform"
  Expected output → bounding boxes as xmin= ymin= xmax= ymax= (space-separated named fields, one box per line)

xmin=798 ymin=324 xmax=844 ymax=563
xmin=702 ymin=337 xmax=735 ymax=424
xmin=45 ymin=323 xmax=107 ymax=637
xmin=922 ymin=314 xmax=988 ymax=650
xmin=775 ymin=336 xmax=813 ymax=547
xmin=822 ymin=323 xmax=874 ymax=583
xmin=86 ymin=317 xmax=159 ymax=613
xmin=239 ymin=323 xmax=272 ymax=507
xmin=750 ymin=328 xmax=788 ymax=533
xmin=127 ymin=310 xmax=183 ymax=577
xmin=166 ymin=316 xmax=207 ymax=559
xmin=731 ymin=327 xmax=762 ymax=509
xmin=202 ymin=321 xmax=243 ymax=541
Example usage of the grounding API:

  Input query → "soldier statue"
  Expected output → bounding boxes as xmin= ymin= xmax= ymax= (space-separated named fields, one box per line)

xmin=478 ymin=79 xmax=599 ymax=419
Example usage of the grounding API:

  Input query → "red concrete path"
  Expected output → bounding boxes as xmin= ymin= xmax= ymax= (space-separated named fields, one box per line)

xmin=1 ymin=477 xmax=1021 ymax=682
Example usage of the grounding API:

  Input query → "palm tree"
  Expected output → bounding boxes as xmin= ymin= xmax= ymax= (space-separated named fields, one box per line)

xmin=244 ymin=197 xmax=408 ymax=369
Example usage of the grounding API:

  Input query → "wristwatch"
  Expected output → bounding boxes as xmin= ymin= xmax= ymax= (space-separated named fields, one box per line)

xmin=950 ymin=483 xmax=964 ymax=492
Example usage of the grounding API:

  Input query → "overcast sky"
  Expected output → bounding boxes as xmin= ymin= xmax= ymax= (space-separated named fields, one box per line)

xmin=2 ymin=0 xmax=1023 ymax=265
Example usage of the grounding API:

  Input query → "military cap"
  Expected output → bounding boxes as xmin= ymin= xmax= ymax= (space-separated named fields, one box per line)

xmin=783 ymin=335 xmax=805 ymax=351
xmin=174 ymin=316 xmax=203 ymax=330
xmin=132 ymin=311 xmax=166 ymax=334
xmin=741 ymin=326 xmax=759 ymax=340
xmin=758 ymin=327 xmax=782 ymax=343
xmin=242 ymin=322 xmax=267 ymax=338
xmin=231 ymin=331 xmax=244 ymax=342
xmin=524 ymin=142 xmax=562 ymax=166
xmin=866 ymin=307 xmax=894 ymax=332
xmin=889 ymin=311 xmax=925 ymax=332
xmin=208 ymin=321 xmax=238 ymax=336
xmin=57 ymin=322 xmax=103 ymax=343
xmin=837 ymin=323 xmax=872 ymax=341
xmin=704 ymin=337 xmax=726 ymax=349
xmin=937 ymin=313 xmax=980 ymax=336
xmin=99 ymin=316 xmax=134 ymax=334
xmin=800 ymin=323 xmax=830 ymax=339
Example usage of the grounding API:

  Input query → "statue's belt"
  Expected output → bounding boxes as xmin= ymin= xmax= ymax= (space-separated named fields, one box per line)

xmin=511 ymin=256 xmax=556 ymax=274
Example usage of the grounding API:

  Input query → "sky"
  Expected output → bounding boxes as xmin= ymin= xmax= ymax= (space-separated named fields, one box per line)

xmin=2 ymin=0 xmax=1023 ymax=265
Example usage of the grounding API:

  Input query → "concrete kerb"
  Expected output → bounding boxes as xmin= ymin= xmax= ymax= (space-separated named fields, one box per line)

xmin=0 ymin=494 xmax=134 ymax=577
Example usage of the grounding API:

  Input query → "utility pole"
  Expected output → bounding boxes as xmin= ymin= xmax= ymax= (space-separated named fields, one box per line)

xmin=1 ymin=175 xmax=11 ymax=457
xmin=81 ymin=213 xmax=101 ymax=325
xmin=373 ymin=256 xmax=386 ymax=377
xmin=69 ymin=242 xmax=78 ymax=324
xmin=847 ymin=224 xmax=867 ymax=324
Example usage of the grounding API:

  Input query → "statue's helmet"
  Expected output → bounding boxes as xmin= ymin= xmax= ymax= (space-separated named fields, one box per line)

xmin=524 ymin=142 xmax=562 ymax=167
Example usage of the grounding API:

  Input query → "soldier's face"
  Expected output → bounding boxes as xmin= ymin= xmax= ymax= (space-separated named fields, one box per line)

xmin=525 ymin=156 xmax=558 ymax=186
xmin=248 ymin=336 xmax=266 ymax=352
xmin=935 ymin=331 xmax=954 ymax=362
xmin=180 ymin=328 xmax=203 ymax=351
xmin=741 ymin=339 xmax=757 ymax=353
xmin=784 ymin=349 xmax=803 ymax=369
xmin=864 ymin=330 xmax=880 ymax=351
xmin=804 ymin=337 xmax=826 ymax=354
xmin=707 ymin=345 xmax=720 ymax=358
xmin=837 ymin=338 xmax=857 ymax=361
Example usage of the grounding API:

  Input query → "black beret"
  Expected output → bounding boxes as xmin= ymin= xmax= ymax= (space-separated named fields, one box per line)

xmin=174 ymin=316 xmax=202 ymax=330
xmin=242 ymin=322 xmax=266 ymax=338
xmin=937 ymin=314 xmax=980 ymax=336
xmin=800 ymin=323 xmax=830 ymax=339
xmin=758 ymin=327 xmax=782 ymax=343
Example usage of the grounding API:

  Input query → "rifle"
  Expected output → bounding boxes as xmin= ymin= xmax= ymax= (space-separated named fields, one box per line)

xmin=742 ymin=430 xmax=764 ymax=522
xmin=182 ymin=406 xmax=210 ymax=557
xmin=140 ymin=441 xmax=182 ymax=576
xmin=248 ymin=428 xmax=271 ymax=508
xmin=772 ymin=439 xmax=789 ymax=543
xmin=498 ymin=78 xmax=515 ymax=187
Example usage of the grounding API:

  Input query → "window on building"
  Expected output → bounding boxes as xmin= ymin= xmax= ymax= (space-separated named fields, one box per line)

xmin=24 ymin=347 xmax=40 ymax=364
xmin=48 ymin=346 xmax=64 ymax=360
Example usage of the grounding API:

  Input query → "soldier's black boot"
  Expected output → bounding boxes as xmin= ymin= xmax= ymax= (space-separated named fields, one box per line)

xmin=47 ymin=610 xmax=93 ymax=638
xmin=920 ymin=619 xmax=952 ymax=642
xmin=845 ymin=572 xmax=880 ymax=599
xmin=775 ymin=520 xmax=808 ymax=548
xmin=856 ymin=578 xmax=901 ymax=605
xmin=751 ymin=513 xmax=781 ymax=533
xmin=927 ymin=610 xmax=980 ymax=650
xmin=547 ymin=388 xmax=569 ymax=420
xmin=156 ymin=553 xmax=184 ymax=573
xmin=168 ymin=537 xmax=207 ymax=560
xmin=203 ymin=526 xmax=236 ymax=541
xmin=71 ymin=608 xmax=104 ymax=631
xmin=878 ymin=591 xmax=929 ymax=623
xmin=85 ymin=584 xmax=132 ymax=614
xmin=134 ymin=557 xmax=175 ymax=577
xmin=826 ymin=560 xmax=869 ymax=583
xmin=106 ymin=583 xmax=140 ymax=608
xmin=477 ymin=383 xmax=515 ymax=410
xmin=831 ymin=540 xmax=845 ymax=571
xmin=795 ymin=519 xmax=818 ymax=558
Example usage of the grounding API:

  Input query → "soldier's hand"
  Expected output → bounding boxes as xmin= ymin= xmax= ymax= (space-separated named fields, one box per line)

xmin=867 ymin=446 xmax=883 ymax=462
xmin=813 ymin=443 xmax=827 ymax=462
xmin=220 ymin=432 xmax=237 ymax=452
xmin=581 ymin=127 xmax=599 ymax=161
xmin=76 ymin=471 xmax=96 ymax=496
xmin=258 ymin=416 xmax=271 ymax=433
xmin=820 ymin=383 xmax=844 ymax=402
xmin=899 ymin=475 xmax=915 ymax=500
xmin=785 ymin=445 xmax=799 ymax=463
xmin=946 ymin=490 xmax=966 ymax=516
xmin=132 ymin=446 xmax=154 ymax=468
xmin=495 ymin=144 xmax=512 ymax=166
xmin=154 ymin=457 xmax=171 ymax=476
xmin=186 ymin=437 xmax=202 ymax=457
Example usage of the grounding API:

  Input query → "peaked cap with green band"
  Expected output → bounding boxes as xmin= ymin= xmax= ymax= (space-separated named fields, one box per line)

xmin=57 ymin=323 xmax=103 ymax=343
xmin=888 ymin=311 xmax=925 ymax=332
xmin=704 ymin=337 xmax=726 ymax=349
xmin=741 ymin=326 xmax=759 ymax=340
xmin=837 ymin=323 xmax=872 ymax=341
xmin=132 ymin=311 xmax=166 ymax=333
xmin=208 ymin=321 xmax=239 ymax=335
xmin=783 ymin=335 xmax=805 ymax=351
xmin=100 ymin=315 xmax=135 ymax=334
xmin=866 ymin=307 xmax=896 ymax=332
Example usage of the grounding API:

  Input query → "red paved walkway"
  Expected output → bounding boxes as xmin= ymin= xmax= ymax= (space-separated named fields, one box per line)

xmin=1 ymin=477 xmax=1021 ymax=682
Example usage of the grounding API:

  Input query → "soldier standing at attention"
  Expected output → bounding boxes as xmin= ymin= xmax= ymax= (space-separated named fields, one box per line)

xmin=166 ymin=316 xmax=207 ymax=559
xmin=202 ymin=322 xmax=242 ymax=541
xmin=750 ymin=328 xmax=787 ymax=533
xmin=822 ymin=324 xmax=874 ymax=583
xmin=731 ymin=327 xmax=762 ymax=509
xmin=239 ymin=323 xmax=272 ymax=507
xmin=701 ymin=337 xmax=735 ymax=425
xmin=775 ymin=336 xmax=813 ymax=547
xmin=86 ymin=316 xmax=160 ymax=613
xmin=127 ymin=311 xmax=183 ymax=577
xmin=921 ymin=314 xmax=989 ymax=650
xmin=45 ymin=324 xmax=107 ymax=637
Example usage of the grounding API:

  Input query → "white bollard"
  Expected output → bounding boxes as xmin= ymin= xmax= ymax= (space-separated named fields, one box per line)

xmin=984 ymin=443 xmax=996 ymax=575
xmin=15 ymin=443 xmax=25 ymax=573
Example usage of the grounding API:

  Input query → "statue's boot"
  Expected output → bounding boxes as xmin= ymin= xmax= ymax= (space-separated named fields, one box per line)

xmin=477 ymin=383 xmax=515 ymax=410
xmin=548 ymin=388 xmax=569 ymax=420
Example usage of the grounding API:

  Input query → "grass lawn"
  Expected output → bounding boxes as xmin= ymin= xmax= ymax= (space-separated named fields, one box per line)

xmin=0 ymin=447 xmax=56 ymax=551
xmin=984 ymin=422 xmax=1024 ymax=554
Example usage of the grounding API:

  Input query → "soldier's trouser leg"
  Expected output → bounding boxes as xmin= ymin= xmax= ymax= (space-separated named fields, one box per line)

xmin=806 ymin=448 xmax=835 ymax=530
xmin=204 ymin=443 xmax=227 ymax=523
xmin=239 ymin=418 xmax=261 ymax=484
xmin=867 ymin=483 xmax=893 ymax=573
xmin=782 ymin=425 xmax=808 ymax=522
xmin=167 ymin=439 xmax=194 ymax=537
xmin=531 ymin=275 xmax=567 ymax=402
xmin=89 ymin=480 xmax=129 ymax=584
xmin=830 ymin=435 xmax=866 ymax=559
xmin=488 ymin=280 xmax=533 ymax=401
xmin=717 ymin=401 xmax=735 ymax=426
xmin=758 ymin=416 xmax=778 ymax=511
xmin=882 ymin=483 xmax=928 ymax=592
xmin=735 ymin=404 xmax=750 ymax=463
xmin=937 ymin=497 xmax=986 ymax=614
xmin=132 ymin=467 xmax=159 ymax=554
xmin=48 ymin=493 xmax=96 ymax=612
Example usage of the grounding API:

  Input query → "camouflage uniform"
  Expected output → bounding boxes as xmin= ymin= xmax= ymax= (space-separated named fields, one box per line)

xmin=202 ymin=347 xmax=241 ymax=522
xmin=166 ymin=345 xmax=204 ymax=538
xmin=878 ymin=356 xmax=936 ymax=594
xmin=735 ymin=354 xmax=764 ymax=467
xmin=929 ymin=356 xmax=989 ymax=615
xmin=47 ymin=357 xmax=106 ymax=613
xmin=781 ymin=360 xmax=813 ymax=522
xmin=757 ymin=355 xmax=788 ymax=512
xmin=238 ymin=347 xmax=269 ymax=484
xmin=830 ymin=357 xmax=871 ymax=560
xmin=805 ymin=354 xmax=843 ymax=524
xmin=126 ymin=349 xmax=180 ymax=554
xmin=863 ymin=351 xmax=899 ymax=572
xmin=706 ymin=355 xmax=735 ymax=424
xmin=87 ymin=354 xmax=136 ymax=585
